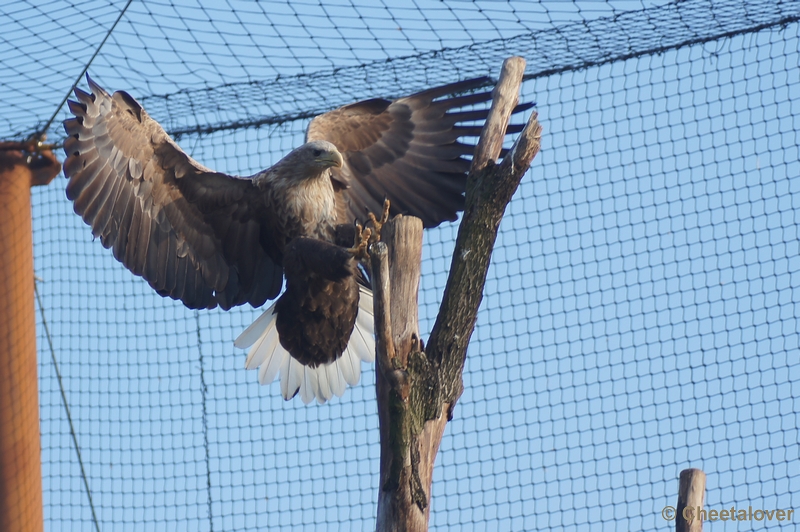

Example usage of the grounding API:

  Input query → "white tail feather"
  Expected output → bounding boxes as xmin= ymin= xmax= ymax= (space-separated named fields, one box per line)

xmin=328 ymin=361 xmax=345 ymax=398
xmin=358 ymin=285 xmax=373 ymax=312
xmin=338 ymin=346 xmax=357 ymax=387
xmin=301 ymin=366 xmax=316 ymax=404
xmin=351 ymin=321 xmax=375 ymax=364
xmin=258 ymin=341 xmax=285 ymax=385
xmin=237 ymin=284 xmax=375 ymax=404
xmin=245 ymin=319 xmax=280 ymax=370
xmin=349 ymin=346 xmax=362 ymax=386
xmin=285 ymin=357 xmax=304 ymax=400
xmin=234 ymin=303 xmax=277 ymax=349
xmin=279 ymin=349 xmax=292 ymax=396
xmin=300 ymin=367 xmax=314 ymax=404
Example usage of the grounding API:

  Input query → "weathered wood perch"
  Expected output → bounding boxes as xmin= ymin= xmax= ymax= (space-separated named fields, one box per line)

xmin=676 ymin=468 xmax=706 ymax=532
xmin=371 ymin=57 xmax=543 ymax=531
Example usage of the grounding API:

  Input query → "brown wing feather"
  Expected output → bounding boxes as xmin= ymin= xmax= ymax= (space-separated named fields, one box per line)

xmin=63 ymin=76 xmax=282 ymax=310
xmin=307 ymin=77 xmax=534 ymax=227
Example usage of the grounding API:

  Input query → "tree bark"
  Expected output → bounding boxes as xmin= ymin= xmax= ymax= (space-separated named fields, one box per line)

xmin=374 ymin=217 xmax=428 ymax=531
xmin=676 ymin=468 xmax=706 ymax=532
xmin=373 ymin=57 xmax=542 ymax=531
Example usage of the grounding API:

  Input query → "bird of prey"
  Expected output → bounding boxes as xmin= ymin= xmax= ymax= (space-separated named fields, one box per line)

xmin=63 ymin=75 xmax=530 ymax=404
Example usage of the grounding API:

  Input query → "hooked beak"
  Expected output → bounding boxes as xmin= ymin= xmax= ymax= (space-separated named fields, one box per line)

xmin=319 ymin=149 xmax=343 ymax=169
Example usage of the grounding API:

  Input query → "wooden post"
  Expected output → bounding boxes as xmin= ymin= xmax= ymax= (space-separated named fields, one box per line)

xmin=372 ymin=57 xmax=542 ymax=531
xmin=676 ymin=468 xmax=706 ymax=532
xmin=0 ymin=142 xmax=60 ymax=532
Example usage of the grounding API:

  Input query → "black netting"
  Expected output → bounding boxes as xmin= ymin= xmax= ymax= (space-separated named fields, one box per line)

xmin=3 ymin=0 xmax=799 ymax=529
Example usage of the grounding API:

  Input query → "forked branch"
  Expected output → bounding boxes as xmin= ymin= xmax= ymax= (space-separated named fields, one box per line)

xmin=373 ymin=56 xmax=542 ymax=532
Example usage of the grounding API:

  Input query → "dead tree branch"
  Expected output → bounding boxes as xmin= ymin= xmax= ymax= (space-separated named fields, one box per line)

xmin=427 ymin=56 xmax=541 ymax=409
xmin=373 ymin=56 xmax=542 ymax=531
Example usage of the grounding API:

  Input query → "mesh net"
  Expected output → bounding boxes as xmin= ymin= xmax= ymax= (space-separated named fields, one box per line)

xmin=3 ymin=0 xmax=799 ymax=529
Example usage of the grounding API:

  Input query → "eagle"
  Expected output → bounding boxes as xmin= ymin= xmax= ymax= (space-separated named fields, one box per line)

xmin=63 ymin=75 xmax=530 ymax=404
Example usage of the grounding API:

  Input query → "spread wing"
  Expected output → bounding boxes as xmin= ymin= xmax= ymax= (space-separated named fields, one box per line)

xmin=306 ymin=77 xmax=533 ymax=227
xmin=63 ymin=76 xmax=283 ymax=310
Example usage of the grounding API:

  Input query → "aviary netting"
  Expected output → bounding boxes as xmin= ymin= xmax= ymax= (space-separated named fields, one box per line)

xmin=2 ymin=0 xmax=798 ymax=529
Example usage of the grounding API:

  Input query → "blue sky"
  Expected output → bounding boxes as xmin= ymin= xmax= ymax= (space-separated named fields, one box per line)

xmin=4 ymin=0 xmax=799 ymax=530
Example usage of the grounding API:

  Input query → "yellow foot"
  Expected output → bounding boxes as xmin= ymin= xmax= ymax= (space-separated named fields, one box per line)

xmin=348 ymin=224 xmax=372 ymax=262
xmin=367 ymin=199 xmax=391 ymax=243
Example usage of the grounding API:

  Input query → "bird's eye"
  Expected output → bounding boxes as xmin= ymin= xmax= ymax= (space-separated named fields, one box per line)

xmin=313 ymin=149 xmax=322 ymax=157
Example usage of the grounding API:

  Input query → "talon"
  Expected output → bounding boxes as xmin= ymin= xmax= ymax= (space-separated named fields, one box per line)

xmin=347 ymin=225 xmax=371 ymax=262
xmin=367 ymin=199 xmax=391 ymax=242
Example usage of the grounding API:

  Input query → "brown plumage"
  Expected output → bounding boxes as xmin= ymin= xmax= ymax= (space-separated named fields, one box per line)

xmin=276 ymin=238 xmax=360 ymax=367
xmin=62 ymin=75 xmax=531 ymax=403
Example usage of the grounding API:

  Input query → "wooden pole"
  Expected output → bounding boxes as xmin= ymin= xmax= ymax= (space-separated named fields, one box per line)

xmin=0 ymin=143 xmax=60 ymax=532
xmin=676 ymin=468 xmax=706 ymax=532
xmin=372 ymin=57 xmax=542 ymax=531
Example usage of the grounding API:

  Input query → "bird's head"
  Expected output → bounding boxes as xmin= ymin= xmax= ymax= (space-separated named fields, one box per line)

xmin=262 ymin=140 xmax=344 ymax=188
xmin=293 ymin=140 xmax=344 ymax=175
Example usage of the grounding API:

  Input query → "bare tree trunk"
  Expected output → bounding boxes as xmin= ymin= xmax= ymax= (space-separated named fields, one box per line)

xmin=373 ymin=57 xmax=543 ymax=531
